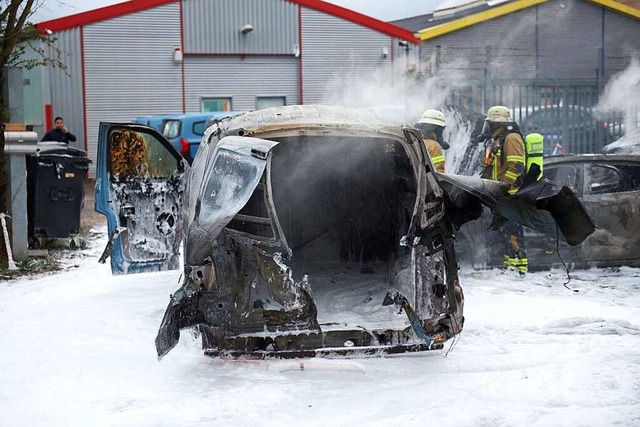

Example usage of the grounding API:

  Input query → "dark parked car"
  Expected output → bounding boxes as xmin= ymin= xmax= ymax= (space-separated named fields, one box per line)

xmin=95 ymin=105 xmax=593 ymax=359
xmin=512 ymin=105 xmax=622 ymax=154
xmin=457 ymin=154 xmax=640 ymax=270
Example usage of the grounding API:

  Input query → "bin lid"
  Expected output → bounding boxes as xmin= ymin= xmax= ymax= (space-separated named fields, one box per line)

xmin=34 ymin=142 xmax=88 ymax=158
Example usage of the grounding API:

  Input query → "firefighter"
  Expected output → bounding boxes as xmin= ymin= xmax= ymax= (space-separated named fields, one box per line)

xmin=416 ymin=109 xmax=449 ymax=173
xmin=479 ymin=105 xmax=528 ymax=275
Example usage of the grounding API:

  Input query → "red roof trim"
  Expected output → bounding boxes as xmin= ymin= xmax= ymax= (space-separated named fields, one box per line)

xmin=289 ymin=0 xmax=419 ymax=44
xmin=36 ymin=0 xmax=419 ymax=44
xmin=36 ymin=0 xmax=179 ymax=33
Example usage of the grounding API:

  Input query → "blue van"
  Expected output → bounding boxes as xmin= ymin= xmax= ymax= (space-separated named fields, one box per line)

xmin=133 ymin=111 xmax=245 ymax=164
xmin=160 ymin=111 xmax=245 ymax=163
xmin=131 ymin=114 xmax=177 ymax=132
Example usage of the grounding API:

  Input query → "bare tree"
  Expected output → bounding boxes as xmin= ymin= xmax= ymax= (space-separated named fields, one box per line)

xmin=1 ymin=0 xmax=65 ymax=215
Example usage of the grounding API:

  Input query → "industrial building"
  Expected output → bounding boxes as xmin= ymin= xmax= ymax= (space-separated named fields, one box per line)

xmin=392 ymin=0 xmax=640 ymax=153
xmin=14 ymin=0 xmax=640 ymax=170
xmin=395 ymin=0 xmax=640 ymax=81
xmin=26 ymin=0 xmax=419 ymax=175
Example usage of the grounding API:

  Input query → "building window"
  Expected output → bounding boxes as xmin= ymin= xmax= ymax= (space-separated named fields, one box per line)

xmin=202 ymin=98 xmax=232 ymax=112
xmin=256 ymin=96 xmax=286 ymax=110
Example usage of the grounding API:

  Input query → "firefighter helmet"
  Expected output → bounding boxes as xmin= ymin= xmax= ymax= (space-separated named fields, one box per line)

xmin=485 ymin=105 xmax=512 ymax=123
xmin=418 ymin=109 xmax=446 ymax=128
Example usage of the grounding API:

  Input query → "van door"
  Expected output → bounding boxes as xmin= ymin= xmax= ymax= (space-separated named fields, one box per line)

xmin=95 ymin=123 xmax=186 ymax=275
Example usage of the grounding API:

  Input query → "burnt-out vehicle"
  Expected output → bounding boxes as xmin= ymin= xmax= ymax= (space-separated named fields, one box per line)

xmin=95 ymin=105 xmax=594 ymax=359
xmin=601 ymin=128 xmax=640 ymax=155
xmin=457 ymin=154 xmax=640 ymax=271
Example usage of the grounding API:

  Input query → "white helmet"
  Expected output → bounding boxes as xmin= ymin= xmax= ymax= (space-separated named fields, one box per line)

xmin=418 ymin=109 xmax=446 ymax=128
xmin=485 ymin=105 xmax=512 ymax=123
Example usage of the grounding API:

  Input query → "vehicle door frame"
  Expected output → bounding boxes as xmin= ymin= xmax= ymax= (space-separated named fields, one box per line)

xmin=95 ymin=122 xmax=186 ymax=275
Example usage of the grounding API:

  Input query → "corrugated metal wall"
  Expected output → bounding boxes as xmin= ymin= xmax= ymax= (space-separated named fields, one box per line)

xmin=184 ymin=55 xmax=299 ymax=111
xmin=301 ymin=8 xmax=395 ymax=106
xmin=183 ymin=0 xmax=298 ymax=54
xmin=418 ymin=8 xmax=538 ymax=80
xmin=47 ymin=28 xmax=84 ymax=150
xmin=537 ymin=0 xmax=602 ymax=80
xmin=419 ymin=0 xmax=640 ymax=82
xmin=83 ymin=3 xmax=183 ymax=175
xmin=604 ymin=8 xmax=640 ymax=78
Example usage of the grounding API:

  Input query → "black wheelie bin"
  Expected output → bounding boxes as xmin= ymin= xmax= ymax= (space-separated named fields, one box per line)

xmin=27 ymin=142 xmax=92 ymax=248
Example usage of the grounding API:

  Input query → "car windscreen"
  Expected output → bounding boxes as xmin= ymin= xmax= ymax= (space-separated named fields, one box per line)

xmin=161 ymin=119 xmax=182 ymax=140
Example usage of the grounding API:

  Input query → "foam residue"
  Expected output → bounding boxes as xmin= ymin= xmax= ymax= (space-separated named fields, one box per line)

xmin=597 ymin=56 xmax=640 ymax=134
xmin=319 ymin=59 xmax=472 ymax=125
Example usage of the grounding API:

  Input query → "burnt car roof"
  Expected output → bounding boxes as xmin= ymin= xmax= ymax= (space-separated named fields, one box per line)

xmin=215 ymin=104 xmax=405 ymax=137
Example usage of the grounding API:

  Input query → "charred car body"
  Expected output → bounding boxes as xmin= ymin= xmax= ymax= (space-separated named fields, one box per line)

xmin=95 ymin=105 xmax=594 ymax=359
xmin=457 ymin=154 xmax=640 ymax=270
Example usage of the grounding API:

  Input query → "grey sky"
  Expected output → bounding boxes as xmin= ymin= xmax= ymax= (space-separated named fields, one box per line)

xmin=32 ymin=0 xmax=441 ymax=23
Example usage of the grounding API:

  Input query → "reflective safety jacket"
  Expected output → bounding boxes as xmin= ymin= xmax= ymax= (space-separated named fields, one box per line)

xmin=482 ymin=132 xmax=525 ymax=194
xmin=424 ymin=138 xmax=445 ymax=173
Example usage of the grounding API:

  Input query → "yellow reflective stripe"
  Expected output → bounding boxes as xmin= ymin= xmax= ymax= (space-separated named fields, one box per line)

xmin=505 ymin=170 xmax=520 ymax=181
xmin=431 ymin=155 xmax=445 ymax=164
xmin=527 ymin=141 xmax=543 ymax=153
xmin=506 ymin=155 xmax=524 ymax=163
xmin=508 ymin=187 xmax=518 ymax=195
xmin=504 ymin=257 xmax=528 ymax=267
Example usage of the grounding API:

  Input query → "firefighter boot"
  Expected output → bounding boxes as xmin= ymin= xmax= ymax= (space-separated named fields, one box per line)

xmin=502 ymin=235 xmax=528 ymax=276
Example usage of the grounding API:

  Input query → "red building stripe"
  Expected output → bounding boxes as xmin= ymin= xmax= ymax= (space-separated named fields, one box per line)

xmin=289 ymin=0 xmax=419 ymax=43
xmin=36 ymin=0 xmax=419 ymax=44
xmin=183 ymin=52 xmax=297 ymax=57
xmin=36 ymin=0 xmax=179 ymax=33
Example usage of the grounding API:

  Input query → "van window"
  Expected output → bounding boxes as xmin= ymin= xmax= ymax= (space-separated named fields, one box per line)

xmin=108 ymin=129 xmax=178 ymax=178
xmin=192 ymin=120 xmax=206 ymax=136
xmin=162 ymin=120 xmax=181 ymax=139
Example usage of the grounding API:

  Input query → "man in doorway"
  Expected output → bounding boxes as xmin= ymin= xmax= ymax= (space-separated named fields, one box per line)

xmin=41 ymin=116 xmax=77 ymax=144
